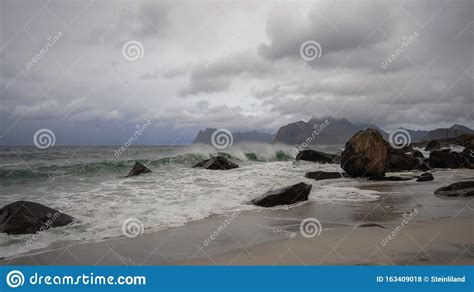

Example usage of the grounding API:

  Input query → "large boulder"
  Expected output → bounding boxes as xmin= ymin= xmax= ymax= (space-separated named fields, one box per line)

xmin=305 ymin=171 xmax=345 ymax=180
xmin=192 ymin=156 xmax=239 ymax=170
xmin=434 ymin=181 xmax=474 ymax=197
xmin=428 ymin=150 xmax=465 ymax=168
xmin=416 ymin=172 xmax=434 ymax=182
xmin=251 ymin=182 xmax=312 ymax=207
xmin=126 ymin=162 xmax=152 ymax=177
xmin=0 ymin=201 xmax=73 ymax=235
xmin=296 ymin=150 xmax=339 ymax=164
xmin=425 ymin=140 xmax=441 ymax=152
xmin=341 ymin=129 xmax=388 ymax=178
xmin=385 ymin=147 xmax=420 ymax=172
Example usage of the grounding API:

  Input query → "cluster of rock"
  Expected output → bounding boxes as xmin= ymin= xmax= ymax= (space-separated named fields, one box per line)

xmin=2 ymin=130 xmax=472 ymax=235
xmin=340 ymin=129 xmax=473 ymax=178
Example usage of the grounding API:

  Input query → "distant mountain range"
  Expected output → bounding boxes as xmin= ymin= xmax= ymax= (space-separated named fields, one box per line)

xmin=272 ymin=117 xmax=388 ymax=145
xmin=192 ymin=117 xmax=473 ymax=145
xmin=193 ymin=128 xmax=275 ymax=144
xmin=402 ymin=124 xmax=474 ymax=142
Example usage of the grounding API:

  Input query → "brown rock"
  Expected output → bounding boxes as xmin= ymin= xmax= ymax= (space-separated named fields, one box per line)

xmin=341 ymin=129 xmax=388 ymax=178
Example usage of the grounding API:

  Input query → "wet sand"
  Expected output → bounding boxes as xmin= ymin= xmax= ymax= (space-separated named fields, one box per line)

xmin=2 ymin=169 xmax=473 ymax=265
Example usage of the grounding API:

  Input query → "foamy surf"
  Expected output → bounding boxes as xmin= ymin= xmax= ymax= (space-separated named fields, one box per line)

xmin=0 ymin=145 xmax=382 ymax=258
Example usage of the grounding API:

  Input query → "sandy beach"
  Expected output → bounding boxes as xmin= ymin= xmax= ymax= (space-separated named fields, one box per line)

xmin=2 ymin=168 xmax=473 ymax=266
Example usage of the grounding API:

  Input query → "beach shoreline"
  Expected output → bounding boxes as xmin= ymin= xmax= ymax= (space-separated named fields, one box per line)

xmin=2 ymin=167 xmax=473 ymax=266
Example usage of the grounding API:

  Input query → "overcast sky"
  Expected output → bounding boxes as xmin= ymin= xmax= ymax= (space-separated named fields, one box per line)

xmin=0 ymin=0 xmax=473 ymax=145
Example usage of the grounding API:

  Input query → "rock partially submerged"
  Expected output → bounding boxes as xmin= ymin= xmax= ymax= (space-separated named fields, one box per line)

xmin=341 ymin=129 xmax=388 ymax=178
xmin=126 ymin=162 xmax=152 ymax=177
xmin=428 ymin=150 xmax=466 ymax=169
xmin=424 ymin=140 xmax=441 ymax=152
xmin=305 ymin=171 xmax=345 ymax=181
xmin=0 ymin=201 xmax=73 ymax=234
xmin=417 ymin=172 xmax=434 ymax=182
xmin=385 ymin=146 xmax=420 ymax=172
xmin=434 ymin=181 xmax=474 ymax=197
xmin=296 ymin=150 xmax=339 ymax=164
xmin=358 ymin=223 xmax=386 ymax=228
xmin=251 ymin=182 xmax=312 ymax=207
xmin=192 ymin=156 xmax=239 ymax=170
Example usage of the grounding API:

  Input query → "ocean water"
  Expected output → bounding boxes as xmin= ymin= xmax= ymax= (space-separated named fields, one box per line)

xmin=0 ymin=144 xmax=382 ymax=258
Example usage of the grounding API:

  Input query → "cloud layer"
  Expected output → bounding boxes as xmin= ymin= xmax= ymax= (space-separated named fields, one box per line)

xmin=1 ymin=0 xmax=472 ymax=145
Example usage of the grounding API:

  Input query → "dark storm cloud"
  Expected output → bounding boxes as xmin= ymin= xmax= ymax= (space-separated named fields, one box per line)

xmin=0 ymin=0 xmax=472 ymax=145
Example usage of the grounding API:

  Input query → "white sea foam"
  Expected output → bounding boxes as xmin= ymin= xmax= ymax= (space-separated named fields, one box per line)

xmin=0 ymin=159 xmax=382 ymax=258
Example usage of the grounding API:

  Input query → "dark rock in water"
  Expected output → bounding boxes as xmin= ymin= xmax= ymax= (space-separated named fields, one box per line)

xmin=461 ymin=147 xmax=474 ymax=168
xmin=358 ymin=223 xmax=386 ymax=228
xmin=245 ymin=153 xmax=258 ymax=161
xmin=341 ymin=129 xmax=388 ymax=178
xmin=126 ymin=162 xmax=152 ymax=177
xmin=305 ymin=171 xmax=345 ymax=180
xmin=434 ymin=181 xmax=474 ymax=197
xmin=0 ymin=201 xmax=73 ymax=234
xmin=368 ymin=176 xmax=412 ymax=181
xmin=412 ymin=150 xmax=424 ymax=158
xmin=296 ymin=150 xmax=339 ymax=164
xmin=192 ymin=156 xmax=239 ymax=170
xmin=416 ymin=172 xmax=434 ymax=182
xmin=425 ymin=140 xmax=441 ymax=152
xmin=428 ymin=150 xmax=465 ymax=169
xmin=385 ymin=146 xmax=419 ymax=172
xmin=251 ymin=182 xmax=312 ymax=207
